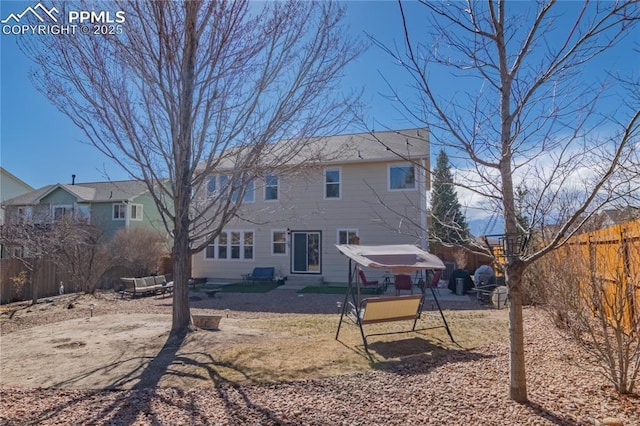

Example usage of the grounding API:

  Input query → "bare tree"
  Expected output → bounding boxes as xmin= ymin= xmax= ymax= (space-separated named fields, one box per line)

xmin=373 ymin=1 xmax=640 ymax=401
xmin=19 ymin=1 xmax=360 ymax=336
xmin=108 ymin=227 xmax=169 ymax=278
xmin=52 ymin=218 xmax=111 ymax=294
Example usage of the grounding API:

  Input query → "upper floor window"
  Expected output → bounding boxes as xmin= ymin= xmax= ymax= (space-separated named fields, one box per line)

xmin=204 ymin=230 xmax=254 ymax=261
xmin=130 ymin=204 xmax=143 ymax=221
xmin=242 ymin=180 xmax=255 ymax=203
xmin=337 ymin=229 xmax=359 ymax=245
xmin=324 ymin=168 xmax=341 ymax=199
xmin=265 ymin=175 xmax=278 ymax=201
xmin=113 ymin=204 xmax=126 ymax=220
xmin=208 ymin=174 xmax=253 ymax=202
xmin=53 ymin=205 xmax=73 ymax=221
xmin=206 ymin=175 xmax=217 ymax=193
xmin=389 ymin=164 xmax=416 ymax=190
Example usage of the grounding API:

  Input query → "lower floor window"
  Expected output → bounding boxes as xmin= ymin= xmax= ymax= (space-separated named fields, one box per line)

xmin=271 ymin=230 xmax=287 ymax=255
xmin=205 ymin=230 xmax=254 ymax=260
xmin=338 ymin=229 xmax=359 ymax=245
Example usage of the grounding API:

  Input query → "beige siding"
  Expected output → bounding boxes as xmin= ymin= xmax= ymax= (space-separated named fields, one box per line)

xmin=192 ymin=158 xmax=428 ymax=284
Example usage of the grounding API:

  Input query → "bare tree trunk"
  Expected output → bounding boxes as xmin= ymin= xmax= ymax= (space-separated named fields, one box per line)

xmin=506 ymin=261 xmax=527 ymax=402
xmin=170 ymin=1 xmax=199 ymax=336
xmin=172 ymin=231 xmax=192 ymax=335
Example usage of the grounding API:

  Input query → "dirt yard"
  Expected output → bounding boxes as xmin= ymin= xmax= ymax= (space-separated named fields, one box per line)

xmin=0 ymin=290 xmax=504 ymax=389
xmin=1 ymin=290 xmax=638 ymax=425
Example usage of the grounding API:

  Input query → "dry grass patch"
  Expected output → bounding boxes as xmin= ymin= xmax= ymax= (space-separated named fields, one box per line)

xmin=196 ymin=309 xmax=509 ymax=384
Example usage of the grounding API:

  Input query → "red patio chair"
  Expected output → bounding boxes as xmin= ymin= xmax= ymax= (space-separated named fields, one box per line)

xmin=358 ymin=269 xmax=379 ymax=287
xmin=394 ymin=274 xmax=413 ymax=295
xmin=422 ymin=270 xmax=442 ymax=294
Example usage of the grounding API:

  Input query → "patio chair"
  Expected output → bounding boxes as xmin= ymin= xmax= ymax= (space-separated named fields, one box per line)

xmin=358 ymin=269 xmax=380 ymax=288
xmin=394 ymin=274 xmax=413 ymax=295
xmin=420 ymin=270 xmax=442 ymax=295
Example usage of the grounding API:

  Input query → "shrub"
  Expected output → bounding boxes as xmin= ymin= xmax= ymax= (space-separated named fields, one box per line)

xmin=541 ymin=246 xmax=640 ymax=394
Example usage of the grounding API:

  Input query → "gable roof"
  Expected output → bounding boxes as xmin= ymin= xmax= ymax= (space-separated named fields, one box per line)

xmin=2 ymin=180 xmax=151 ymax=206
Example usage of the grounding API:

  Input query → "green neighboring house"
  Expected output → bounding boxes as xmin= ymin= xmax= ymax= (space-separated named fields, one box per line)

xmin=2 ymin=179 xmax=168 ymax=239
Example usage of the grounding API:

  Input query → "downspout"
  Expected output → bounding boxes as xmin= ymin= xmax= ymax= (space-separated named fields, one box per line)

xmin=420 ymin=158 xmax=428 ymax=250
xmin=125 ymin=200 xmax=131 ymax=229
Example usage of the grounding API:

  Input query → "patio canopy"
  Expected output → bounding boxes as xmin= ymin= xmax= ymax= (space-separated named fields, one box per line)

xmin=335 ymin=244 xmax=445 ymax=274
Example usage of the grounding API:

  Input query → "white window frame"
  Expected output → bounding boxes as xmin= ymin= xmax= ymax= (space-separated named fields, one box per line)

xmin=11 ymin=246 xmax=24 ymax=258
xmin=16 ymin=206 xmax=32 ymax=222
xmin=113 ymin=203 xmax=126 ymax=220
xmin=271 ymin=229 xmax=288 ymax=256
xmin=324 ymin=167 xmax=342 ymax=200
xmin=388 ymin=163 xmax=417 ymax=191
xmin=130 ymin=204 xmax=144 ymax=221
xmin=337 ymin=228 xmax=359 ymax=245
xmin=53 ymin=204 xmax=73 ymax=221
xmin=76 ymin=205 xmax=91 ymax=222
xmin=264 ymin=174 xmax=279 ymax=201
xmin=204 ymin=230 xmax=254 ymax=261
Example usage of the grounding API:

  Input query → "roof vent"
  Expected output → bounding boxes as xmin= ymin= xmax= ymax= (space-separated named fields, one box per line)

xmin=72 ymin=174 xmax=76 ymax=185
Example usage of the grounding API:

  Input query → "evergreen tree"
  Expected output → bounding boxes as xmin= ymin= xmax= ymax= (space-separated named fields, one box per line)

xmin=430 ymin=149 xmax=469 ymax=243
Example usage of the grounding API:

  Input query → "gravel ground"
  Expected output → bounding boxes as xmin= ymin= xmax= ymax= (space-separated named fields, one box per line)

xmin=1 ymin=290 xmax=638 ymax=425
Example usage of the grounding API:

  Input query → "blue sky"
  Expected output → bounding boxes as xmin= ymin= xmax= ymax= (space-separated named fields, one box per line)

xmin=1 ymin=1 xmax=637 ymax=234
xmin=0 ymin=0 xmax=412 ymax=187
xmin=0 ymin=1 xmax=419 ymax=189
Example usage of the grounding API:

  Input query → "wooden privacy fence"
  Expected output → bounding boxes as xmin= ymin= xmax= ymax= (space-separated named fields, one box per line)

xmin=563 ymin=219 xmax=640 ymax=329
xmin=429 ymin=244 xmax=492 ymax=274
xmin=0 ymin=258 xmax=72 ymax=304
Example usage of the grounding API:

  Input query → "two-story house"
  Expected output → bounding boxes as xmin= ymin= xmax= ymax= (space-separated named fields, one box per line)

xmin=191 ymin=128 xmax=430 ymax=284
xmin=0 ymin=167 xmax=34 ymax=224
xmin=2 ymin=178 xmax=167 ymax=238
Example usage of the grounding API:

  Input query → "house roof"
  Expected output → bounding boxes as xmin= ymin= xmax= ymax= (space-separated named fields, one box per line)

xmin=2 ymin=180 xmax=151 ymax=206
xmin=209 ymin=128 xmax=429 ymax=170
xmin=304 ymin=128 xmax=429 ymax=164
xmin=600 ymin=207 xmax=640 ymax=226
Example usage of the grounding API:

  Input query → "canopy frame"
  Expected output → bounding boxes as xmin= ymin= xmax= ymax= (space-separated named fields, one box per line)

xmin=335 ymin=244 xmax=454 ymax=352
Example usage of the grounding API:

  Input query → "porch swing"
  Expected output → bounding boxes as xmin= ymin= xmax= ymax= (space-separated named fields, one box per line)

xmin=335 ymin=244 xmax=454 ymax=353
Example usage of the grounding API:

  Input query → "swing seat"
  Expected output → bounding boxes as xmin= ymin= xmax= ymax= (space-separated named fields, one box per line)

xmin=355 ymin=294 xmax=426 ymax=350
xmin=359 ymin=294 xmax=423 ymax=324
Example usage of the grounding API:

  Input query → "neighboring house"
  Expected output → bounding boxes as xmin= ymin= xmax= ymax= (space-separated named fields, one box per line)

xmin=191 ymin=128 xmax=430 ymax=284
xmin=2 ymin=178 xmax=167 ymax=238
xmin=597 ymin=207 xmax=640 ymax=228
xmin=0 ymin=167 xmax=34 ymax=224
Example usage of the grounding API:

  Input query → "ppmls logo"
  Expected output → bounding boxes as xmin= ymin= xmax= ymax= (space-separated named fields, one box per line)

xmin=2 ymin=2 xmax=126 ymax=36
xmin=1 ymin=3 xmax=59 ymax=24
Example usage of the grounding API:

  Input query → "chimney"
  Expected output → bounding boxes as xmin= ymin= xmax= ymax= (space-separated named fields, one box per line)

xmin=71 ymin=174 xmax=76 ymax=185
